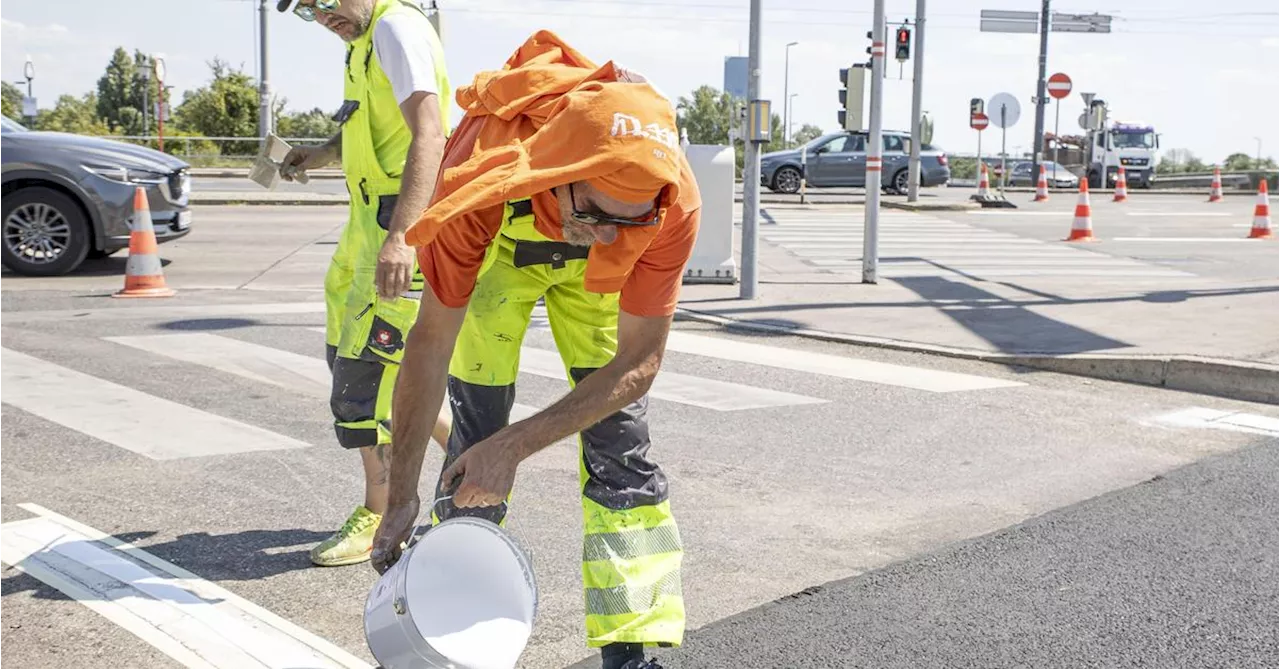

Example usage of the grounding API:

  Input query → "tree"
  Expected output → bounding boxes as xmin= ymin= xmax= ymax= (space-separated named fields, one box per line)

xmin=792 ymin=123 xmax=824 ymax=146
xmin=97 ymin=47 xmax=141 ymax=133
xmin=35 ymin=94 xmax=111 ymax=135
xmin=675 ymin=85 xmax=736 ymax=145
xmin=174 ymin=59 xmax=260 ymax=154
xmin=1223 ymin=152 xmax=1255 ymax=171
xmin=1158 ymin=148 xmax=1196 ymax=174
xmin=277 ymin=107 xmax=340 ymax=139
xmin=1 ymin=82 xmax=22 ymax=119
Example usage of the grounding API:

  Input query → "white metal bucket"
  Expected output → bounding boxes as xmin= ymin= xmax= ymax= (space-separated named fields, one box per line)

xmin=364 ymin=516 xmax=538 ymax=669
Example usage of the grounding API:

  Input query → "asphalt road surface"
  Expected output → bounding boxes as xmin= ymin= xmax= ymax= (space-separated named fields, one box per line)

xmin=2 ymin=205 xmax=1276 ymax=669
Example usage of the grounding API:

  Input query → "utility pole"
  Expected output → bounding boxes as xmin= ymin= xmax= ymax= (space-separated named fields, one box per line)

xmin=863 ymin=0 xmax=885 ymax=284
xmin=906 ymin=0 xmax=926 ymax=202
xmin=1030 ymin=0 xmax=1050 ymax=183
xmin=740 ymin=0 xmax=764 ymax=299
xmin=258 ymin=0 xmax=273 ymax=142
xmin=784 ymin=41 xmax=798 ymax=147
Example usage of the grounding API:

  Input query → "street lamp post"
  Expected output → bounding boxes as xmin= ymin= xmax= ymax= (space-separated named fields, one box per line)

xmin=784 ymin=41 xmax=798 ymax=147
xmin=1256 ymin=137 xmax=1263 ymax=171
xmin=788 ymin=93 xmax=798 ymax=144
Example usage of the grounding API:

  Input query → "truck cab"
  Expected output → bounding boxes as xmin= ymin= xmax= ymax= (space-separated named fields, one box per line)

xmin=1089 ymin=122 xmax=1159 ymax=189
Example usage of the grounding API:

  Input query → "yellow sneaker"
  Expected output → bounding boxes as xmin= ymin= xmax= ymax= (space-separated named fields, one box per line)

xmin=311 ymin=506 xmax=381 ymax=567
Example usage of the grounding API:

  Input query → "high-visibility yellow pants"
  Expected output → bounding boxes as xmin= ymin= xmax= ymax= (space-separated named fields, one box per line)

xmin=323 ymin=192 xmax=424 ymax=448
xmin=431 ymin=228 xmax=685 ymax=648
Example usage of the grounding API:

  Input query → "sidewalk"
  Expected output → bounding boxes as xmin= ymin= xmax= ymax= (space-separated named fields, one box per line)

xmin=675 ymin=211 xmax=1279 ymax=404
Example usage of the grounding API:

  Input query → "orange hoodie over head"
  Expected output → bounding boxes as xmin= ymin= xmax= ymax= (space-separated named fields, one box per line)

xmin=407 ymin=30 xmax=702 ymax=318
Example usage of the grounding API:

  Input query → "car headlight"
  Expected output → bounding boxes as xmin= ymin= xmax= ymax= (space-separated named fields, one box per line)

xmin=83 ymin=164 xmax=168 ymax=185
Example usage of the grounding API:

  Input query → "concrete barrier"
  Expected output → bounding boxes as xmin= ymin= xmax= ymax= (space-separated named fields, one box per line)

xmin=683 ymin=144 xmax=737 ymax=285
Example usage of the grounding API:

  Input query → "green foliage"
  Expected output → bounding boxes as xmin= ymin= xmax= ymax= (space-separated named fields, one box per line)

xmin=792 ymin=123 xmax=824 ymax=146
xmin=34 ymin=94 xmax=111 ymax=135
xmin=2 ymin=82 xmax=23 ymax=119
xmin=277 ymin=107 xmax=340 ymax=139
xmin=173 ymin=59 xmax=261 ymax=154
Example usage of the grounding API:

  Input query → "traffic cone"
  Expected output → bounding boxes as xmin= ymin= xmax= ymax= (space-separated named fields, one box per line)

xmin=1208 ymin=166 xmax=1223 ymax=203
xmin=1065 ymin=179 xmax=1095 ymax=242
xmin=113 ymin=187 xmax=175 ymax=298
xmin=1033 ymin=164 xmax=1049 ymax=202
xmin=1112 ymin=167 xmax=1128 ymax=202
xmin=977 ymin=162 xmax=992 ymax=198
xmin=1248 ymin=179 xmax=1272 ymax=239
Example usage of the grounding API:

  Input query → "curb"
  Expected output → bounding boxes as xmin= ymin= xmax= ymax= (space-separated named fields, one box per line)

xmin=192 ymin=196 xmax=349 ymax=206
xmin=189 ymin=168 xmax=346 ymax=179
xmin=674 ymin=307 xmax=1279 ymax=404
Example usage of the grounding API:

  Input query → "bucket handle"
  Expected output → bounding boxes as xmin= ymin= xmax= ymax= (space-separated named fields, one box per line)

xmin=409 ymin=495 xmax=523 ymax=551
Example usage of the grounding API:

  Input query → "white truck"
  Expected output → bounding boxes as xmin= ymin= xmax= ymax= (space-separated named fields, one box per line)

xmin=1083 ymin=100 xmax=1160 ymax=188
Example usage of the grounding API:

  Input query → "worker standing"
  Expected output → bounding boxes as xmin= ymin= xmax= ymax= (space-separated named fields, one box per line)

xmin=370 ymin=31 xmax=701 ymax=669
xmin=275 ymin=0 xmax=453 ymax=568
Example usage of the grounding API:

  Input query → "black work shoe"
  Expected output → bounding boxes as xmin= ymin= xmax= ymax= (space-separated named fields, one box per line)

xmin=618 ymin=659 xmax=664 ymax=669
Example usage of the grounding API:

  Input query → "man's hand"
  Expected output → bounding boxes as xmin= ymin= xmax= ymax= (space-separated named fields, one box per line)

xmin=442 ymin=436 xmax=521 ymax=509
xmin=279 ymin=143 xmax=337 ymax=181
xmin=376 ymin=234 xmax=415 ymax=299
xmin=370 ymin=496 xmax=420 ymax=574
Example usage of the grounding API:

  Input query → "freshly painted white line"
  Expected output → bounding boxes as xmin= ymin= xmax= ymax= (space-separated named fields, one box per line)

xmin=661 ymin=332 xmax=1024 ymax=392
xmin=2 ymin=302 xmax=325 ymax=323
xmin=764 ymin=237 xmax=1052 ymax=245
xmin=803 ymin=263 xmax=1191 ymax=277
xmin=518 ymin=347 xmax=828 ymax=411
xmin=107 ymin=333 xmax=543 ymax=421
xmin=966 ymin=211 xmax=1074 ymax=216
xmin=780 ymin=242 xmax=1058 ymax=249
xmin=1149 ymin=407 xmax=1280 ymax=437
xmin=1109 ymin=237 xmax=1263 ymax=243
xmin=1124 ymin=212 xmax=1232 ymax=217
xmin=1 ymin=348 xmax=310 ymax=460
xmin=790 ymin=249 xmax=1094 ymax=258
xmin=1 ymin=504 xmax=370 ymax=669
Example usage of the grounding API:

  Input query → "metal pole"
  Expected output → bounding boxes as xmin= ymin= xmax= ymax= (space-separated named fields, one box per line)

xmin=863 ymin=0 xmax=885 ymax=284
xmin=907 ymin=0 xmax=926 ymax=202
xmin=1052 ymin=97 xmax=1060 ymax=182
xmin=740 ymin=0 xmax=763 ymax=300
xmin=1000 ymin=107 xmax=1007 ymax=196
xmin=1030 ymin=0 xmax=1050 ymax=182
xmin=258 ymin=0 xmax=273 ymax=142
xmin=783 ymin=46 xmax=790 ymax=148
xmin=157 ymin=76 xmax=166 ymax=152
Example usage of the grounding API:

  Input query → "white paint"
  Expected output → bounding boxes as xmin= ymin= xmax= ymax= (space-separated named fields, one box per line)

xmin=1149 ymin=407 xmax=1280 ymax=437
xmin=1109 ymin=237 xmax=1262 ymax=243
xmin=966 ymin=211 xmax=1074 ymax=216
xmin=106 ymin=333 xmax=543 ymax=423
xmin=0 ymin=348 xmax=310 ymax=460
xmin=3 ymin=301 xmax=325 ymax=323
xmin=790 ymin=249 xmax=1094 ymax=258
xmin=1124 ymin=212 xmax=1232 ymax=217
xmin=517 ymin=347 xmax=827 ymax=411
xmin=662 ymin=331 xmax=1024 ymax=392
xmin=801 ymin=261 xmax=1190 ymax=276
xmin=0 ymin=503 xmax=370 ymax=669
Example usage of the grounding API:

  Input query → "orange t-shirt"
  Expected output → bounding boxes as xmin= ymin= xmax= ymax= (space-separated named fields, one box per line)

xmin=418 ymin=115 xmax=701 ymax=318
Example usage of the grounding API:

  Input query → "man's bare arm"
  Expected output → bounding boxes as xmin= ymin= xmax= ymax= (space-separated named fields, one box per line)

xmin=387 ymin=92 xmax=445 ymax=243
xmin=500 ymin=311 xmax=673 ymax=463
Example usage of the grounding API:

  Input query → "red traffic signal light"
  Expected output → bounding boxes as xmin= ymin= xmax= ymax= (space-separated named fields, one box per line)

xmin=897 ymin=27 xmax=911 ymax=44
xmin=895 ymin=27 xmax=911 ymax=60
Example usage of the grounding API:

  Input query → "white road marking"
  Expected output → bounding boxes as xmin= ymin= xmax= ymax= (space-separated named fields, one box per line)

xmin=966 ymin=211 xmax=1074 ymax=216
xmin=1109 ymin=237 xmax=1263 ymax=243
xmin=2 ymin=302 xmax=325 ymax=323
xmin=661 ymin=332 xmax=1024 ymax=392
xmin=518 ymin=347 xmax=827 ymax=411
xmin=1125 ymin=212 xmax=1232 ymax=217
xmin=0 ymin=348 xmax=310 ymax=460
xmin=802 ymin=261 xmax=1193 ymax=277
xmin=0 ymin=503 xmax=370 ymax=669
xmin=106 ymin=333 xmax=543 ymax=421
xmin=1149 ymin=407 xmax=1280 ymax=437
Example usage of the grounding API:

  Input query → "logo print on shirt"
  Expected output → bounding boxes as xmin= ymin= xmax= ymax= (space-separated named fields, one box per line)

xmin=611 ymin=112 xmax=679 ymax=151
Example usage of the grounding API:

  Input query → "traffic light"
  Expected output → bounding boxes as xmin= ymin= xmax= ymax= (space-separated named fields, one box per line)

xmin=970 ymin=97 xmax=984 ymax=117
xmin=895 ymin=26 xmax=911 ymax=61
xmin=837 ymin=65 xmax=866 ymax=131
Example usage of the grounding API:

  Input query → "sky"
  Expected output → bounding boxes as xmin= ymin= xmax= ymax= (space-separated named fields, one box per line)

xmin=2 ymin=0 xmax=1278 ymax=163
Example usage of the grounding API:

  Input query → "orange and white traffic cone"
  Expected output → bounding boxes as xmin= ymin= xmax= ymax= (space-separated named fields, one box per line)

xmin=113 ymin=187 xmax=175 ymax=298
xmin=1208 ymin=166 xmax=1224 ymax=203
xmin=1065 ymin=179 xmax=1095 ymax=242
xmin=1248 ymin=179 xmax=1272 ymax=239
xmin=977 ymin=162 xmax=992 ymax=198
xmin=1033 ymin=164 xmax=1049 ymax=202
xmin=1112 ymin=167 xmax=1128 ymax=202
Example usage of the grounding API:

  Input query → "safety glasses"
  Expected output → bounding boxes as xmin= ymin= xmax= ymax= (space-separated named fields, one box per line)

xmin=567 ymin=183 xmax=660 ymax=227
xmin=293 ymin=0 xmax=340 ymax=22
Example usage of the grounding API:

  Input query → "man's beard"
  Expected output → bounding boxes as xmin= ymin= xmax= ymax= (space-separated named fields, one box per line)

xmin=561 ymin=223 xmax=596 ymax=247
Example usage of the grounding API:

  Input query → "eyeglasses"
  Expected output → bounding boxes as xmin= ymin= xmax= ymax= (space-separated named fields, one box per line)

xmin=567 ymin=183 xmax=661 ymax=227
xmin=293 ymin=0 xmax=339 ymax=22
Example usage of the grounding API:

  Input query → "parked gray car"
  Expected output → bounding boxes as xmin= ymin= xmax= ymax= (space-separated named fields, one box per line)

xmin=1 ymin=115 xmax=192 ymax=276
xmin=761 ymin=130 xmax=951 ymax=195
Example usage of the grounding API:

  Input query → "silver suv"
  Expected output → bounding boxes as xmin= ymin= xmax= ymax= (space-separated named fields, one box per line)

xmin=1 ymin=115 xmax=192 ymax=276
xmin=761 ymin=130 xmax=951 ymax=195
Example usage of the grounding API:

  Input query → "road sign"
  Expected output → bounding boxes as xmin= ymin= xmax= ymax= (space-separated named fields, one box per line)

xmin=723 ymin=57 xmax=748 ymax=99
xmin=1047 ymin=73 xmax=1072 ymax=99
xmin=1078 ymin=113 xmax=1090 ymax=130
xmin=979 ymin=9 xmax=1039 ymax=33
xmin=970 ymin=113 xmax=989 ymax=131
xmin=1052 ymin=12 xmax=1112 ymax=33
xmin=988 ymin=93 xmax=1020 ymax=128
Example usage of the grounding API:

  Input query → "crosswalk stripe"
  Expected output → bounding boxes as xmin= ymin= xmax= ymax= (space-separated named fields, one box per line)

xmin=662 ymin=331 xmax=1023 ymax=392
xmin=105 ymin=333 xmax=543 ymax=420
xmin=517 ymin=347 xmax=827 ymax=411
xmin=2 ymin=302 xmax=325 ymax=324
xmin=0 ymin=504 xmax=370 ymax=669
xmin=809 ymin=265 xmax=1193 ymax=277
xmin=1 ymin=347 xmax=311 ymax=460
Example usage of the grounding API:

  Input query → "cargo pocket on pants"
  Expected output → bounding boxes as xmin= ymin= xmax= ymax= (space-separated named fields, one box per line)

xmin=358 ymin=297 xmax=418 ymax=366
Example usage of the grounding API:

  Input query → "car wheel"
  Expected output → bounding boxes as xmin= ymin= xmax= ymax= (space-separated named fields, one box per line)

xmin=890 ymin=169 xmax=909 ymax=195
xmin=771 ymin=166 xmax=802 ymax=194
xmin=1 ymin=187 xmax=92 ymax=277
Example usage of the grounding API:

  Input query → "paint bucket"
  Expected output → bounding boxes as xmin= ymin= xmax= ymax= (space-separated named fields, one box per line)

xmin=364 ymin=515 xmax=538 ymax=669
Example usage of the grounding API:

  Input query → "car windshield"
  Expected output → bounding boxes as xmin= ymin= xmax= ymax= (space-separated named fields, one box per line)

xmin=1 ymin=116 xmax=29 ymax=134
xmin=1111 ymin=130 xmax=1155 ymax=149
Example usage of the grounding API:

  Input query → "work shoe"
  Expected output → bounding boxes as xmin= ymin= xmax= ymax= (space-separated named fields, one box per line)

xmin=618 ymin=659 xmax=664 ymax=669
xmin=310 ymin=505 xmax=381 ymax=567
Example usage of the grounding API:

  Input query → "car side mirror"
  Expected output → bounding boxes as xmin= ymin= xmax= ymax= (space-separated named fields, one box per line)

xmin=814 ymin=146 xmax=830 ymax=155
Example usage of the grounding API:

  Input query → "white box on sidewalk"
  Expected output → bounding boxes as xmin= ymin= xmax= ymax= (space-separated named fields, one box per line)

xmin=682 ymin=144 xmax=737 ymax=285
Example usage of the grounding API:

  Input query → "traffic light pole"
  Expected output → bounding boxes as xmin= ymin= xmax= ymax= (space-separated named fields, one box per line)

xmin=740 ymin=0 xmax=763 ymax=300
xmin=863 ymin=0 xmax=885 ymax=285
xmin=1030 ymin=0 xmax=1050 ymax=183
xmin=907 ymin=0 xmax=926 ymax=202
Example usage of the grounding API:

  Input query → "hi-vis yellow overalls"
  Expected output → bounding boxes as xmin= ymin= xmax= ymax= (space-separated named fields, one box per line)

xmin=429 ymin=199 xmax=686 ymax=648
xmin=324 ymin=0 xmax=451 ymax=449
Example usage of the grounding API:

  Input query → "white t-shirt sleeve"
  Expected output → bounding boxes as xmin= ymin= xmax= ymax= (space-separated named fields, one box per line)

xmin=372 ymin=11 xmax=440 ymax=105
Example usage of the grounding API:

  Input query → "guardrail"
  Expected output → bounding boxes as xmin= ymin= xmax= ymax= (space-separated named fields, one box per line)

xmin=97 ymin=135 xmax=330 ymax=167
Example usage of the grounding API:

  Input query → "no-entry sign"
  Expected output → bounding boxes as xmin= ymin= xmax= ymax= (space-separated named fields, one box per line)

xmin=1047 ymin=73 xmax=1072 ymax=100
xmin=970 ymin=113 xmax=989 ymax=130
